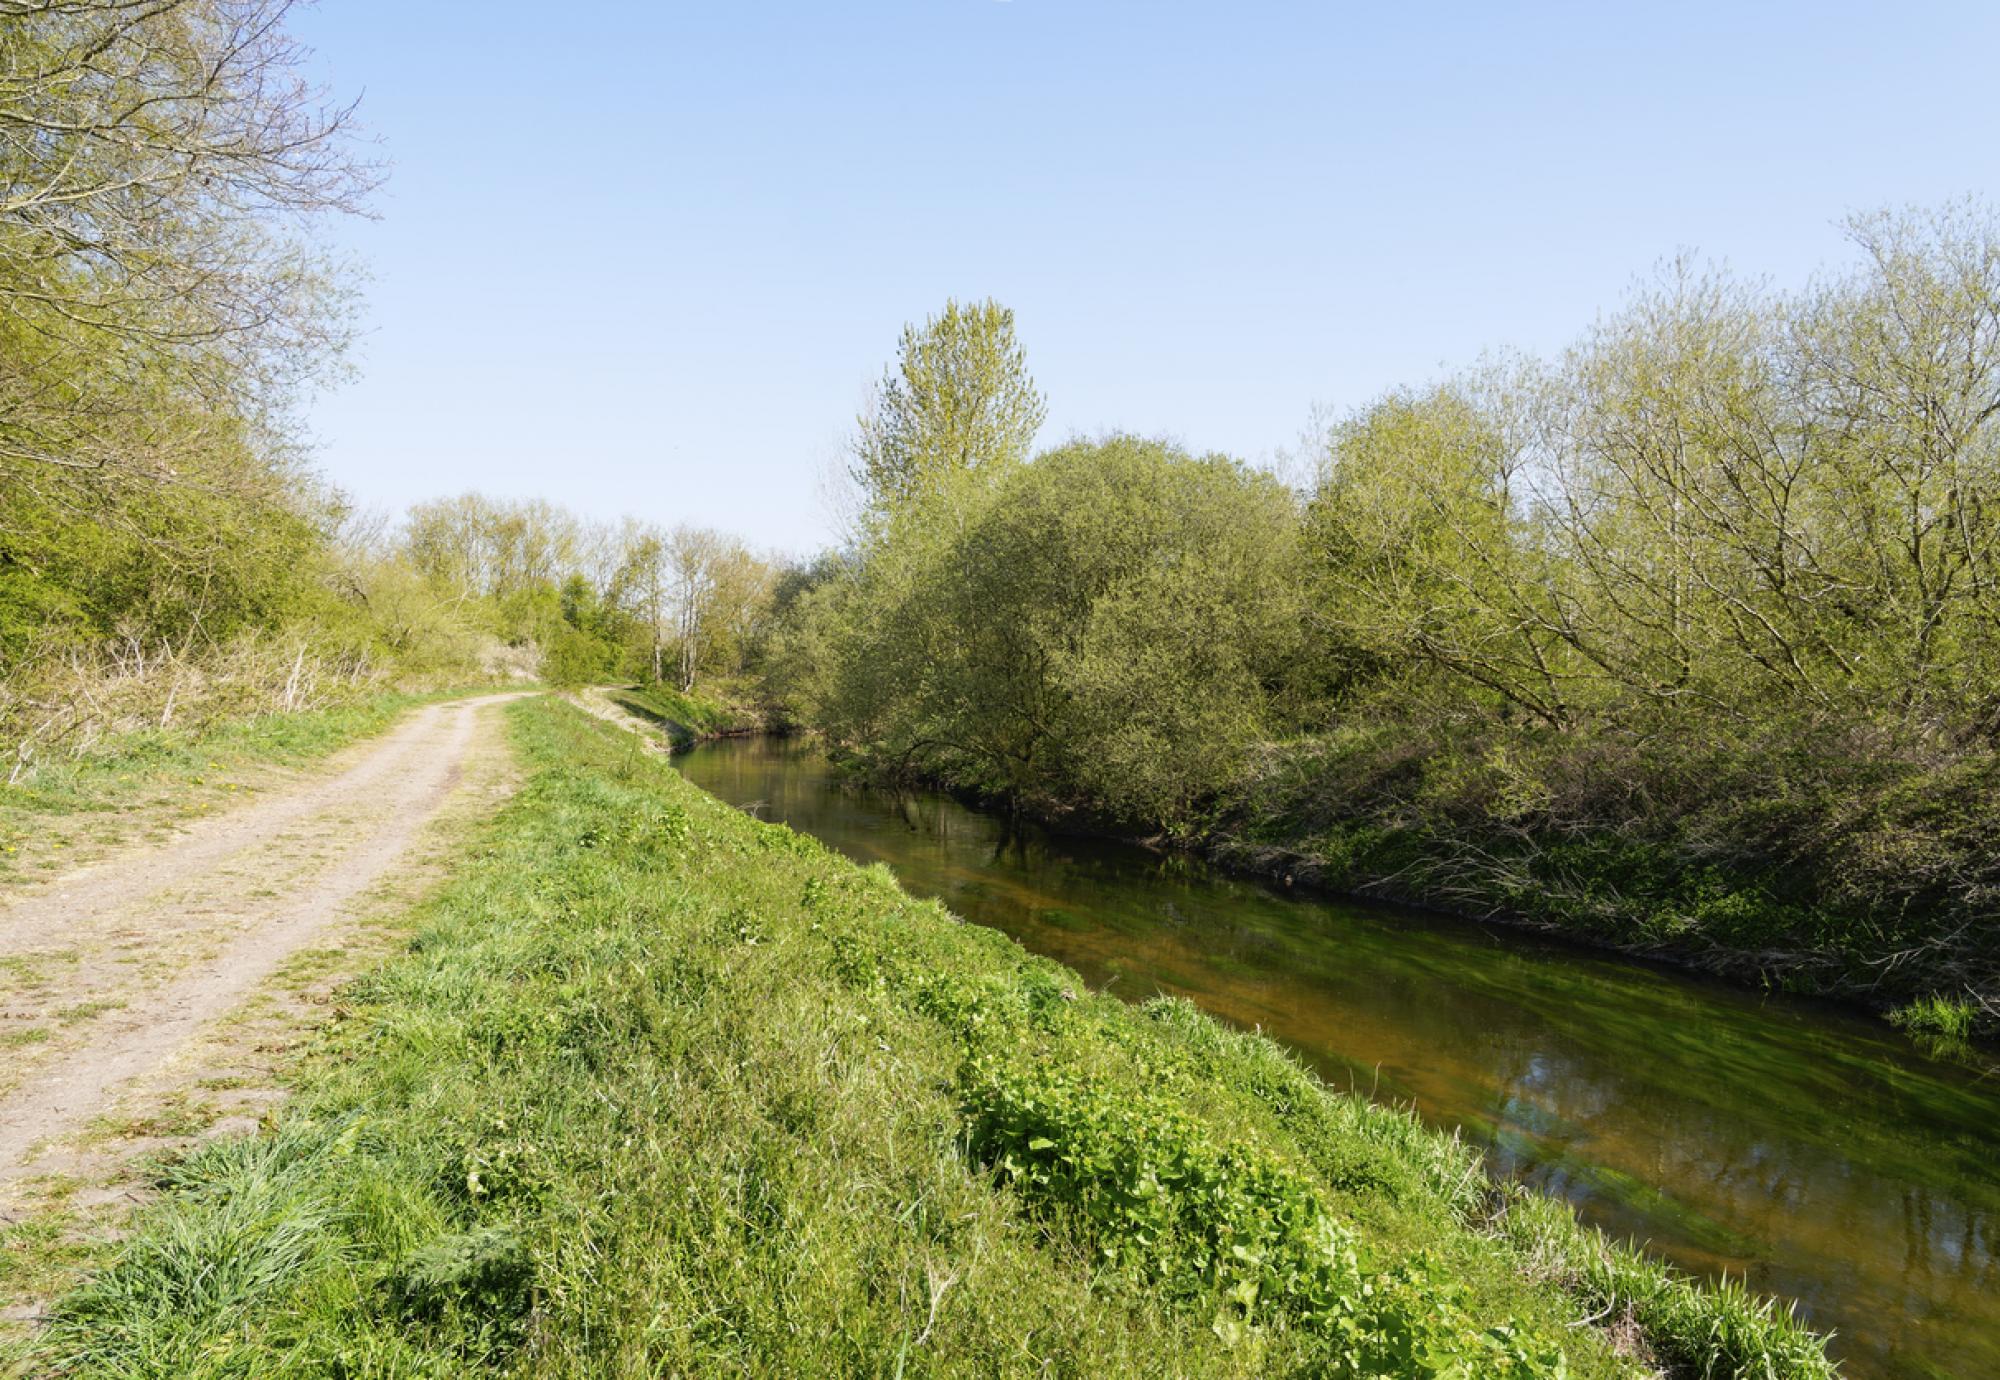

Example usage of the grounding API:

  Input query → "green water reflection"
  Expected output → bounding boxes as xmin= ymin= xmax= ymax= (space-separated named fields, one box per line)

xmin=676 ymin=736 xmax=1999 ymax=1380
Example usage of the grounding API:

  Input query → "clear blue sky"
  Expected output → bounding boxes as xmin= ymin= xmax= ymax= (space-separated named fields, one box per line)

xmin=291 ymin=1 xmax=2000 ymax=555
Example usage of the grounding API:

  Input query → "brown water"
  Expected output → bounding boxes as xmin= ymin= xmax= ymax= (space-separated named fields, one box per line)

xmin=676 ymin=735 xmax=2000 ymax=1379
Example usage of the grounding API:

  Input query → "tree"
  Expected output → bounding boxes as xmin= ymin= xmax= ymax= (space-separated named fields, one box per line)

xmin=1 ymin=0 xmax=374 ymax=482
xmin=851 ymin=298 xmax=1046 ymax=508
xmin=611 ymin=523 xmax=671 ymax=683
xmin=1303 ymin=203 xmax=2000 ymax=741
xmin=666 ymin=525 xmax=724 ymax=692
xmin=402 ymin=495 xmax=500 ymax=600
xmin=699 ymin=544 xmax=780 ymax=680
xmin=796 ymin=436 xmax=1303 ymax=827
xmin=1306 ymin=375 xmax=1568 ymax=726
xmin=0 ymin=0 xmax=373 ymax=667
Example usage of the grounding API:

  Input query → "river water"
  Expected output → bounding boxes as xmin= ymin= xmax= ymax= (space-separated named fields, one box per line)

xmin=675 ymin=735 xmax=1999 ymax=1379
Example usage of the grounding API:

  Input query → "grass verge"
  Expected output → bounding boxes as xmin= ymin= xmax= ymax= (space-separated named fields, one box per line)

xmin=606 ymin=681 xmax=759 ymax=748
xmin=6 ymin=700 xmax=1835 ymax=1377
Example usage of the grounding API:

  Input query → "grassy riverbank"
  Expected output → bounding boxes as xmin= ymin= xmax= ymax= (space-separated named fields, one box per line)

xmin=606 ymin=681 xmax=762 ymax=748
xmin=10 ymin=698 xmax=1833 ymax=1377
xmin=1214 ymin=720 xmax=1999 ymax=1046
xmin=806 ymin=714 xmax=1998 ymax=1049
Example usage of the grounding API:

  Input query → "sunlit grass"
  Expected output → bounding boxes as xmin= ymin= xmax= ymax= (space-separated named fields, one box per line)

xmin=604 ymin=680 xmax=756 ymax=747
xmin=5 ymin=700 xmax=1836 ymax=1378
xmin=1889 ymin=992 xmax=1980 ymax=1059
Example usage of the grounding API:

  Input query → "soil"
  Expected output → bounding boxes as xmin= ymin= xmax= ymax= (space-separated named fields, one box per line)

xmin=0 ymin=693 xmax=527 ymax=1202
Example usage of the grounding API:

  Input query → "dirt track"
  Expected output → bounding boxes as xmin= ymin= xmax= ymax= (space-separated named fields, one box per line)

xmin=0 ymin=693 xmax=525 ymax=1192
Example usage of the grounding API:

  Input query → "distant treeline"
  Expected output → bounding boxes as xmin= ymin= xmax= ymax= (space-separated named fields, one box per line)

xmin=763 ymin=218 xmax=2000 ymax=1037
xmin=383 ymin=495 xmax=781 ymax=693
xmin=2 ymin=464 xmax=781 ymax=767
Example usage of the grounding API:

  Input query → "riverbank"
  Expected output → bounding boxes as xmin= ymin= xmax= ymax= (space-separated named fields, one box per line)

xmin=9 ymin=699 xmax=1834 ymax=1377
xmin=681 ymin=732 xmax=2000 ymax=1377
xmin=1211 ymin=720 xmax=1999 ymax=1050
xmin=603 ymin=681 xmax=763 ymax=749
xmin=812 ymin=717 xmax=1997 ymax=1052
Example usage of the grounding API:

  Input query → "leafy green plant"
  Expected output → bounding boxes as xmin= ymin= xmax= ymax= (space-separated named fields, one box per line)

xmin=961 ymin=1057 xmax=1570 ymax=1376
xmin=1889 ymin=993 xmax=1979 ymax=1058
xmin=391 ymin=1227 xmax=534 ymax=1327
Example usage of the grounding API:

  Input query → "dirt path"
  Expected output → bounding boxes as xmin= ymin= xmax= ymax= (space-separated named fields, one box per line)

xmin=0 ymin=693 xmax=528 ymax=1193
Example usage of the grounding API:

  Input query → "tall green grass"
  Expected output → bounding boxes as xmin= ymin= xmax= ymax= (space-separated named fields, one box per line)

xmin=9 ymin=699 xmax=1835 ymax=1377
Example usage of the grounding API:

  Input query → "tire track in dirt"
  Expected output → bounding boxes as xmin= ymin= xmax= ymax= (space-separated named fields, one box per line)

xmin=0 ymin=693 xmax=528 ymax=1189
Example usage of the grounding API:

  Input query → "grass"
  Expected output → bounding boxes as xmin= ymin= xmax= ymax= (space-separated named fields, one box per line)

xmin=53 ymin=1001 xmax=125 ymax=1026
xmin=1889 ymin=993 xmax=1977 ymax=1040
xmin=0 ymin=1197 xmax=101 ymax=1316
xmin=607 ymin=680 xmax=757 ymax=747
xmin=91 ymin=1094 xmax=224 ymax=1144
xmin=3 ymin=699 xmax=1836 ymax=1377
xmin=1887 ymin=992 xmax=1981 ymax=1059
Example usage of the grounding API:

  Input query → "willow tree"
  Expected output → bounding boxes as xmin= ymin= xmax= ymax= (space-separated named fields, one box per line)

xmin=1306 ymin=204 xmax=2000 ymax=741
xmin=851 ymin=298 xmax=1046 ymax=509
xmin=804 ymin=435 xmax=1304 ymax=827
xmin=1534 ymin=206 xmax=2000 ymax=734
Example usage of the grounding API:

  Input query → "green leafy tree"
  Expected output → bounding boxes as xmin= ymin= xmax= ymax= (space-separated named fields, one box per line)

xmin=0 ymin=0 xmax=371 ymax=670
xmin=795 ymin=436 xmax=1303 ymax=829
xmin=1305 ymin=376 xmax=1567 ymax=726
xmin=851 ymin=299 xmax=1047 ymax=508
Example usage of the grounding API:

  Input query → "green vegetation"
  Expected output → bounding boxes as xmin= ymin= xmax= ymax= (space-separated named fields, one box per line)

xmin=16 ymin=5 xmax=1987 ymax=1040
xmin=851 ymin=297 xmax=1048 ymax=507
xmin=3 ymin=471 xmax=782 ymax=787
xmin=1 ymin=0 xmax=370 ymax=667
xmin=396 ymin=497 xmax=781 ymax=693
xmin=607 ymin=682 xmax=761 ymax=748
xmin=0 ymin=3 xmax=1934 ymax=1370
xmin=1888 ymin=992 xmax=1981 ymax=1059
xmin=2 ymin=0 xmax=398 ymax=771
xmin=785 ymin=435 xmax=1303 ymax=829
xmin=765 ymin=206 xmax=2000 ymax=1034
xmin=6 ymin=700 xmax=1834 ymax=1377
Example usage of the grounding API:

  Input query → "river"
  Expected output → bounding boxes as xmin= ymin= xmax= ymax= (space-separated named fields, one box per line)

xmin=675 ymin=734 xmax=1999 ymax=1379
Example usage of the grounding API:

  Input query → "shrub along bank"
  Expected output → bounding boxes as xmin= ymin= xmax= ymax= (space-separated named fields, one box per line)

xmin=1217 ymin=716 xmax=2000 ymax=1027
xmin=14 ymin=699 xmax=1833 ymax=1377
xmin=768 ymin=212 xmax=2000 ymax=1037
